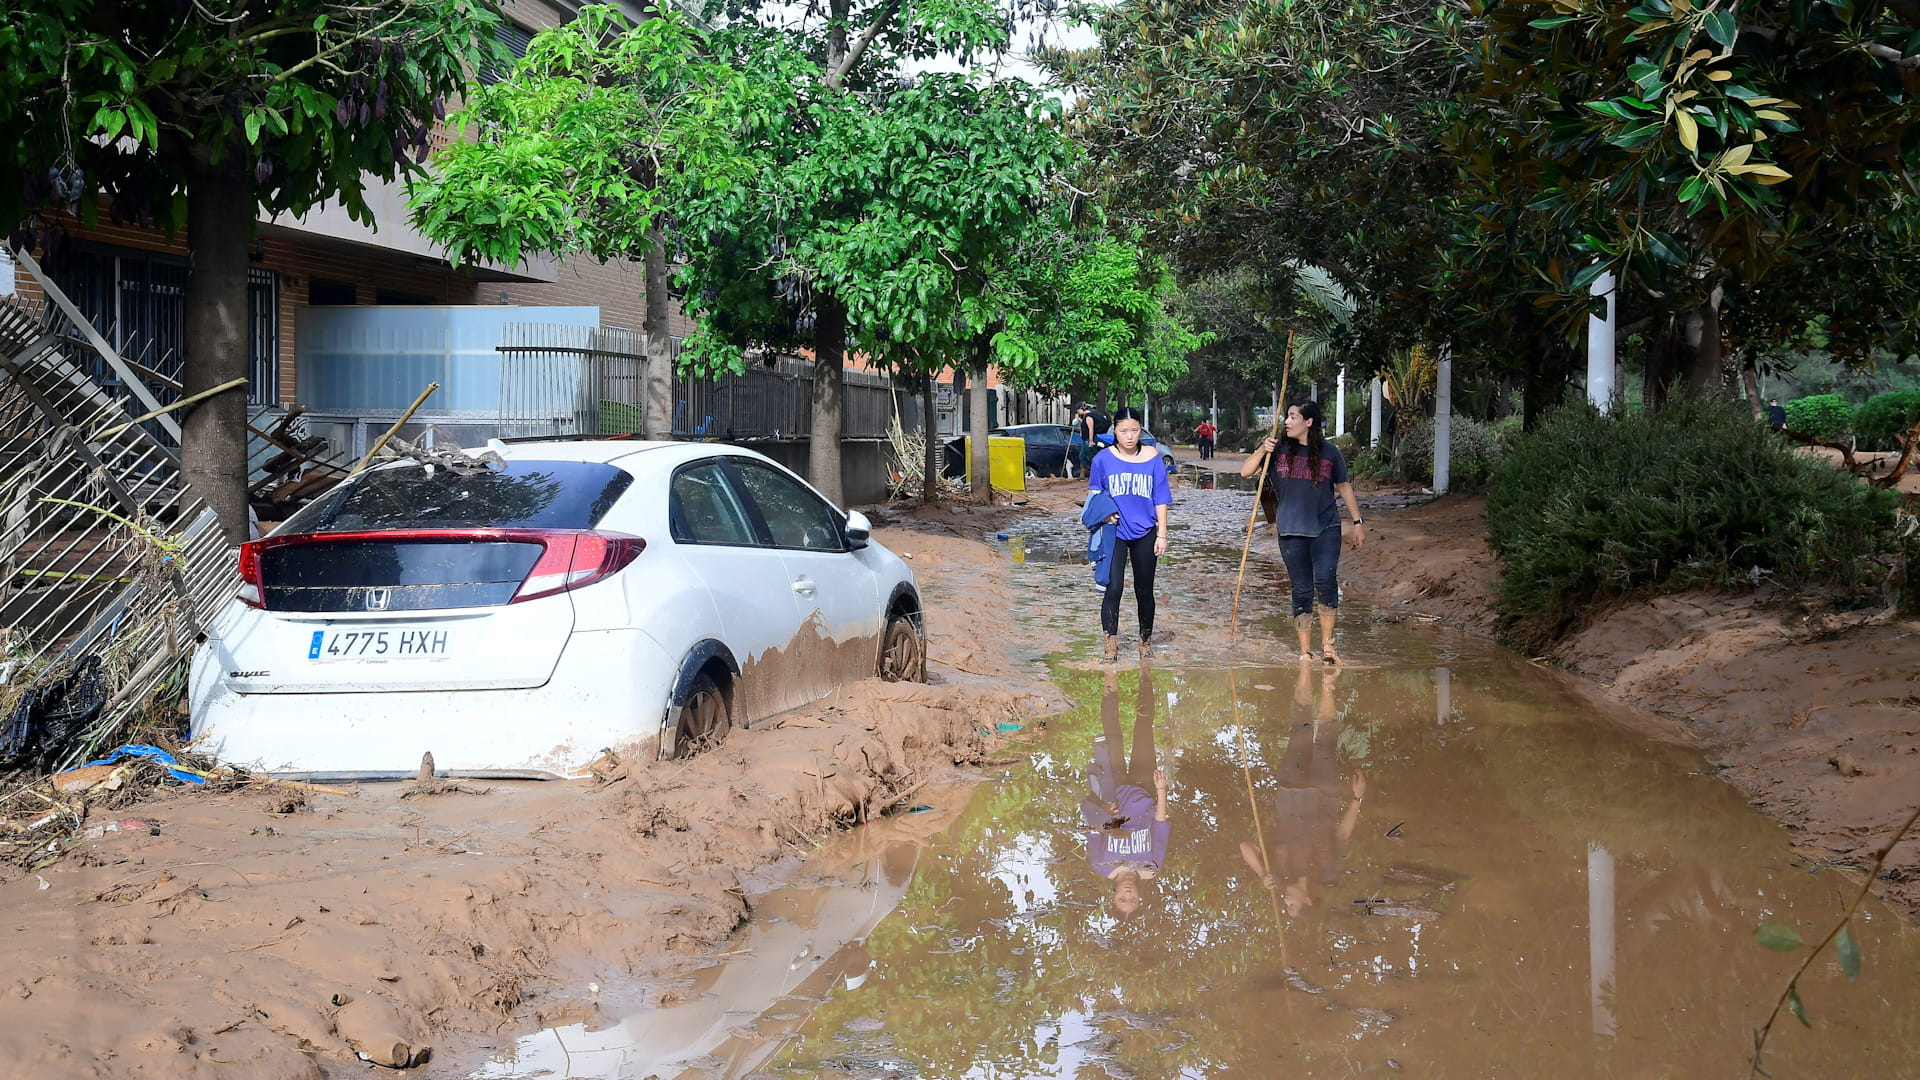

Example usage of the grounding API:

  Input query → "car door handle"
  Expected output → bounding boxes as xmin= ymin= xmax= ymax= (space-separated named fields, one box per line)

xmin=792 ymin=578 xmax=816 ymax=595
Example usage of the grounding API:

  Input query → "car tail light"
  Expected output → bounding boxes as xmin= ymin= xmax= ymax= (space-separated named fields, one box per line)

xmin=511 ymin=531 xmax=645 ymax=603
xmin=237 ymin=541 xmax=264 ymax=608
xmin=236 ymin=529 xmax=643 ymax=611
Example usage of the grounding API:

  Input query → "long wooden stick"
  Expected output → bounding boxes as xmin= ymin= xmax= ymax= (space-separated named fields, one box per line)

xmin=352 ymin=382 xmax=441 ymax=475
xmin=1230 ymin=331 xmax=1294 ymax=638
xmin=1230 ymin=667 xmax=1290 ymax=1005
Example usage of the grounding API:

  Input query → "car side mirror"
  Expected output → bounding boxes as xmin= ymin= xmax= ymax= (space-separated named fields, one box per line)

xmin=845 ymin=510 xmax=872 ymax=550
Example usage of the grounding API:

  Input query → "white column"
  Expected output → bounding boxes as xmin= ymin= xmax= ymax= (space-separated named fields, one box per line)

xmin=1369 ymin=377 xmax=1383 ymax=447
xmin=1433 ymin=348 xmax=1452 ymax=494
xmin=1587 ymin=269 xmax=1617 ymax=415
xmin=1210 ymin=390 xmax=1218 ymax=428
xmin=1434 ymin=667 xmax=1451 ymax=724
xmin=1588 ymin=841 xmax=1618 ymax=1038
xmin=1335 ymin=367 xmax=1347 ymax=437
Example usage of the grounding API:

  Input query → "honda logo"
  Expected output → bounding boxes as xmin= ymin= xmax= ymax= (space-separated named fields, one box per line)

xmin=363 ymin=588 xmax=392 ymax=611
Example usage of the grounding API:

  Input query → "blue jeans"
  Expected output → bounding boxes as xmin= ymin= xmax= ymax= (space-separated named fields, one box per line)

xmin=1277 ymin=526 xmax=1341 ymax=617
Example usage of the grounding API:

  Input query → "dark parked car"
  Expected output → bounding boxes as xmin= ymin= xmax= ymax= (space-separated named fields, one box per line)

xmin=1001 ymin=423 xmax=1076 ymax=477
xmin=941 ymin=424 xmax=1079 ymax=479
xmin=942 ymin=423 xmax=1176 ymax=480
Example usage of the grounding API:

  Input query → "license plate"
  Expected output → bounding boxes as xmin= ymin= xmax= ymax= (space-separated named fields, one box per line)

xmin=307 ymin=629 xmax=451 ymax=661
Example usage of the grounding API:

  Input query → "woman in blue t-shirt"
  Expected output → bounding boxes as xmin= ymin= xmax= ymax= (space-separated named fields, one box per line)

xmin=1087 ymin=407 xmax=1172 ymax=661
xmin=1240 ymin=399 xmax=1365 ymax=662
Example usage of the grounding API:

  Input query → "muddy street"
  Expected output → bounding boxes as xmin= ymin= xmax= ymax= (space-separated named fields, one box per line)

xmin=452 ymin=485 xmax=1920 ymax=1079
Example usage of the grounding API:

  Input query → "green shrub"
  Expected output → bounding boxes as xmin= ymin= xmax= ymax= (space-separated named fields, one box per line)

xmin=1348 ymin=445 xmax=1390 ymax=479
xmin=1853 ymin=390 xmax=1920 ymax=451
xmin=1784 ymin=394 xmax=1852 ymax=440
xmin=1329 ymin=432 xmax=1358 ymax=459
xmin=1486 ymin=396 xmax=1903 ymax=647
xmin=1489 ymin=413 xmax=1525 ymax=452
xmin=1394 ymin=415 xmax=1502 ymax=488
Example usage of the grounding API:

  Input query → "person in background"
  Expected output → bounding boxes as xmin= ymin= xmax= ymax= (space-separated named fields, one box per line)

xmin=1084 ymin=665 xmax=1169 ymax=920
xmin=1075 ymin=403 xmax=1100 ymax=477
xmin=1066 ymin=405 xmax=1089 ymax=478
xmin=1240 ymin=398 xmax=1364 ymax=662
xmin=1195 ymin=418 xmax=1218 ymax=461
xmin=1088 ymin=407 xmax=1172 ymax=661
xmin=1768 ymin=397 xmax=1788 ymax=432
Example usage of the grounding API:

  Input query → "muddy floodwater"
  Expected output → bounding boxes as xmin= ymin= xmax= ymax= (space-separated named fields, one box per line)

xmin=461 ymin=490 xmax=1920 ymax=1079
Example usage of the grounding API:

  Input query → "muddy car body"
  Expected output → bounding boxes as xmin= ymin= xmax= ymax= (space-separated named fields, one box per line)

xmin=188 ymin=441 xmax=923 ymax=778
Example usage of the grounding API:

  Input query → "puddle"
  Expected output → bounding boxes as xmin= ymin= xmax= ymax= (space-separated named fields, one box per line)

xmin=461 ymin=489 xmax=1920 ymax=1078
xmin=752 ymin=655 xmax=1920 ymax=1078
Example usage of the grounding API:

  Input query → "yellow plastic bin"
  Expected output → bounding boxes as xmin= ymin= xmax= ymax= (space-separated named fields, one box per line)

xmin=961 ymin=435 xmax=1027 ymax=492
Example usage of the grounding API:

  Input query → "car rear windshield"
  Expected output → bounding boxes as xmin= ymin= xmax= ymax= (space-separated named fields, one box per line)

xmin=283 ymin=459 xmax=634 ymax=533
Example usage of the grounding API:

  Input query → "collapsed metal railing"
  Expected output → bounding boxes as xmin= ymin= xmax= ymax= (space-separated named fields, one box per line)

xmin=0 ymin=256 xmax=236 ymax=771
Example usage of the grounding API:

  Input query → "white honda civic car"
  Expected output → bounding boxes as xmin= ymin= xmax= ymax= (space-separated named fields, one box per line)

xmin=189 ymin=440 xmax=925 ymax=779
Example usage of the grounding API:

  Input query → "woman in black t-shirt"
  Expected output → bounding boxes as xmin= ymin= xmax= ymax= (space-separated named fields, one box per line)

xmin=1240 ymin=399 xmax=1365 ymax=661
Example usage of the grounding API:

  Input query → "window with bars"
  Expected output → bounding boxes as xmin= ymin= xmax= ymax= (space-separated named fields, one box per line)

xmin=248 ymin=267 xmax=279 ymax=406
xmin=45 ymin=245 xmax=280 ymax=408
xmin=479 ymin=21 xmax=535 ymax=85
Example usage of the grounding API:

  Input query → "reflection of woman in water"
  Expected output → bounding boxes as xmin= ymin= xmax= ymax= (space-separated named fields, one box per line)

xmin=1241 ymin=661 xmax=1365 ymax=918
xmin=1083 ymin=665 xmax=1168 ymax=918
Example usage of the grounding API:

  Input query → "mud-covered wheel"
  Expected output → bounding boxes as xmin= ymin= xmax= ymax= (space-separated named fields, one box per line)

xmin=671 ymin=672 xmax=731 ymax=758
xmin=878 ymin=614 xmax=925 ymax=683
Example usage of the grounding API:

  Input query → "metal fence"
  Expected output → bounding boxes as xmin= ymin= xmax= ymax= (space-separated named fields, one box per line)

xmin=498 ymin=323 xmax=914 ymax=442
xmin=497 ymin=322 xmax=649 ymax=437
xmin=0 ymin=270 xmax=237 ymax=770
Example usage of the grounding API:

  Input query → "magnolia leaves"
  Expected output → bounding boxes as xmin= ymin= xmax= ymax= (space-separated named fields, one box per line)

xmin=1752 ymin=917 xmax=1864 ymax=1035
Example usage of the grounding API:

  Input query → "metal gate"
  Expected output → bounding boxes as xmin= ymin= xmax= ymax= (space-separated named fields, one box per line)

xmin=0 ymin=256 xmax=236 ymax=770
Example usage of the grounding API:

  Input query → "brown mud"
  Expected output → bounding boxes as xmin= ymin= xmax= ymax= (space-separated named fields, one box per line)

xmin=0 ymin=505 xmax=1074 ymax=1079
xmin=1342 ymin=491 xmax=1920 ymax=918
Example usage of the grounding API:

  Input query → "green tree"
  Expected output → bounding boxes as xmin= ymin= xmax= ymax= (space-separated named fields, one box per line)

xmin=410 ymin=6 xmax=743 ymax=440
xmin=996 ymin=233 xmax=1200 ymax=411
xmin=1 ymin=0 xmax=503 ymax=540
xmin=1460 ymin=0 xmax=1920 ymax=394
xmin=665 ymin=1 xmax=1013 ymax=504
xmin=1045 ymin=0 xmax=1475 ymax=365
xmin=670 ymin=26 xmax=1076 ymax=503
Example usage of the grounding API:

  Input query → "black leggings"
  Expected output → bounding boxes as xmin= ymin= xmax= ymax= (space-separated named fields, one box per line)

xmin=1102 ymin=528 xmax=1158 ymax=637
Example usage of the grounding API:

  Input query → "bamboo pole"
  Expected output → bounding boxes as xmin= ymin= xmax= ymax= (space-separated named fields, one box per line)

xmin=351 ymin=382 xmax=441 ymax=475
xmin=1230 ymin=331 xmax=1294 ymax=638
xmin=89 ymin=377 xmax=248 ymax=442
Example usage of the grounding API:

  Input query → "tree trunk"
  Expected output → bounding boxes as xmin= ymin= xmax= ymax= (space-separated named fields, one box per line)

xmin=1521 ymin=328 xmax=1572 ymax=431
xmin=968 ymin=338 xmax=991 ymax=502
xmin=1235 ymin=398 xmax=1250 ymax=429
xmin=1685 ymin=285 xmax=1725 ymax=394
xmin=1740 ymin=355 xmax=1764 ymax=418
xmin=641 ymin=232 xmax=674 ymax=440
xmin=921 ymin=377 xmax=939 ymax=503
xmin=809 ymin=293 xmax=847 ymax=505
xmin=182 ymin=149 xmax=254 ymax=543
xmin=828 ymin=0 xmax=849 ymax=69
xmin=1643 ymin=316 xmax=1683 ymax=413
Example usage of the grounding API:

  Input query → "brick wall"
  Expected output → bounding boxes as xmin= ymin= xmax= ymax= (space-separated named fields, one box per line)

xmin=498 ymin=255 xmax=697 ymax=339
